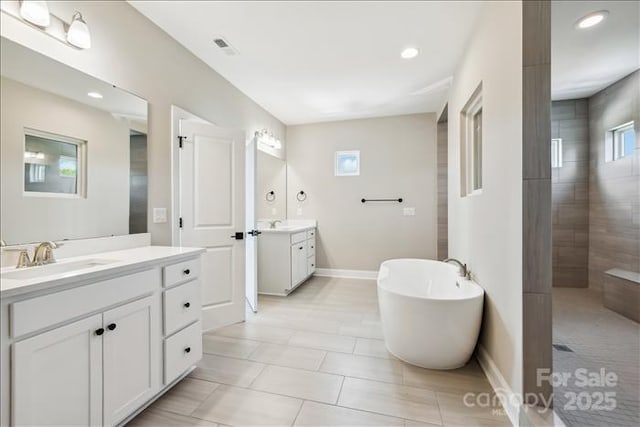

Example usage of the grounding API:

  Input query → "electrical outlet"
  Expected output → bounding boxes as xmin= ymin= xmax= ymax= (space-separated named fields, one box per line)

xmin=153 ymin=208 xmax=167 ymax=223
xmin=403 ymin=207 xmax=416 ymax=216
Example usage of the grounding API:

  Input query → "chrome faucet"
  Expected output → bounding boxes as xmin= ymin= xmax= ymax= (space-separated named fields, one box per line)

xmin=269 ymin=220 xmax=282 ymax=229
xmin=443 ymin=258 xmax=470 ymax=279
xmin=32 ymin=241 xmax=59 ymax=266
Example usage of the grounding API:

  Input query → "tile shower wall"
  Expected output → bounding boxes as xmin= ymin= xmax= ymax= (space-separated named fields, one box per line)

xmin=551 ymin=99 xmax=590 ymax=287
xmin=588 ymin=71 xmax=640 ymax=291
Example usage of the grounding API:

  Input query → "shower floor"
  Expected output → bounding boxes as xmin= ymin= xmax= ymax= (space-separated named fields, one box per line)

xmin=552 ymin=287 xmax=640 ymax=427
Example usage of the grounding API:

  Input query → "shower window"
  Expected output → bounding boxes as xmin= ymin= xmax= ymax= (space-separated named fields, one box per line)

xmin=23 ymin=129 xmax=86 ymax=197
xmin=605 ymin=122 xmax=635 ymax=162
xmin=551 ymin=138 xmax=563 ymax=168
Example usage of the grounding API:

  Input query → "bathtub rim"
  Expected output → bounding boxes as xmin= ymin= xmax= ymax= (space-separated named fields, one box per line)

xmin=377 ymin=258 xmax=484 ymax=301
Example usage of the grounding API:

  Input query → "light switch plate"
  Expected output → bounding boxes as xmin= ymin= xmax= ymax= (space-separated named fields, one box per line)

xmin=403 ymin=207 xmax=416 ymax=216
xmin=153 ymin=208 xmax=167 ymax=223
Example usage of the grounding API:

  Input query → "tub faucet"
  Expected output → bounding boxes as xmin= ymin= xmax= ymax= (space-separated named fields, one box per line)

xmin=443 ymin=258 xmax=470 ymax=279
xmin=269 ymin=220 xmax=282 ymax=229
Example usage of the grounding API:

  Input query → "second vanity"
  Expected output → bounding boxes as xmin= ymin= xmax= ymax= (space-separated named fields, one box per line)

xmin=0 ymin=244 xmax=204 ymax=427
xmin=257 ymin=220 xmax=317 ymax=296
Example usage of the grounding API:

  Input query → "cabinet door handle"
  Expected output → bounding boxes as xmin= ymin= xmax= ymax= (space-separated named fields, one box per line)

xmin=311 ymin=246 xmax=314 ymax=249
xmin=107 ymin=323 xmax=117 ymax=331
xmin=95 ymin=328 xmax=105 ymax=336
xmin=299 ymin=246 xmax=303 ymax=250
xmin=183 ymin=269 xmax=191 ymax=275
xmin=184 ymin=347 xmax=191 ymax=353
xmin=184 ymin=302 xmax=191 ymax=308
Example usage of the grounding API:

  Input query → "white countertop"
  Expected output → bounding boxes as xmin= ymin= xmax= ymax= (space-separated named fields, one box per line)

xmin=1 ymin=246 xmax=204 ymax=299
xmin=257 ymin=219 xmax=316 ymax=234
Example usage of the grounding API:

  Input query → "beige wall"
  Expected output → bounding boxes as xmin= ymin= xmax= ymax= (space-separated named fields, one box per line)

xmin=286 ymin=113 xmax=437 ymax=271
xmin=447 ymin=1 xmax=523 ymax=395
xmin=0 ymin=77 xmax=130 ymax=244
xmin=0 ymin=1 xmax=285 ymax=245
xmin=257 ymin=150 xmax=287 ymax=220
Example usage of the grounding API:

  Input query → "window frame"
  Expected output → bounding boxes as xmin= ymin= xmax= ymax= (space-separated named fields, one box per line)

xmin=612 ymin=122 xmax=634 ymax=161
xmin=551 ymin=138 xmax=563 ymax=168
xmin=23 ymin=128 xmax=87 ymax=199
xmin=460 ymin=82 xmax=483 ymax=197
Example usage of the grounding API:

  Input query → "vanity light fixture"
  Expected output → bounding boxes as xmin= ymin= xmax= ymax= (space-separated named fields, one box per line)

xmin=87 ymin=92 xmax=103 ymax=99
xmin=67 ymin=11 xmax=91 ymax=49
xmin=575 ymin=10 xmax=608 ymax=29
xmin=256 ymin=129 xmax=282 ymax=149
xmin=19 ymin=0 xmax=50 ymax=27
xmin=401 ymin=47 xmax=419 ymax=59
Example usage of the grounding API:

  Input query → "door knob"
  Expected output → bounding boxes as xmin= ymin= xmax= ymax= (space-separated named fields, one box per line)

xmin=230 ymin=232 xmax=244 ymax=240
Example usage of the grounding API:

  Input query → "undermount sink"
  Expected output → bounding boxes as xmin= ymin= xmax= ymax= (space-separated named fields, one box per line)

xmin=1 ymin=259 xmax=116 ymax=280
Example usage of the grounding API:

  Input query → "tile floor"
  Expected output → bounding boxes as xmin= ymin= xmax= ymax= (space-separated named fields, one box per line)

xmin=127 ymin=276 xmax=508 ymax=426
xmin=552 ymin=288 xmax=640 ymax=427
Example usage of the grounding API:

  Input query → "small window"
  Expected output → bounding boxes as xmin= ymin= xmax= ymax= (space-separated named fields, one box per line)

xmin=24 ymin=129 xmax=86 ymax=197
xmin=551 ymin=138 xmax=563 ymax=168
xmin=460 ymin=82 xmax=483 ymax=196
xmin=335 ymin=150 xmax=360 ymax=176
xmin=606 ymin=122 xmax=635 ymax=162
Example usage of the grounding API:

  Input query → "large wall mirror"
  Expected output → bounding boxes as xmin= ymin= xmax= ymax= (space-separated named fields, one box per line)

xmin=257 ymin=149 xmax=286 ymax=221
xmin=0 ymin=37 xmax=148 ymax=245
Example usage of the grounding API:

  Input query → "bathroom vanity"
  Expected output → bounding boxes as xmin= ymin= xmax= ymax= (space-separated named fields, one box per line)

xmin=258 ymin=221 xmax=317 ymax=295
xmin=0 ymin=245 xmax=204 ymax=426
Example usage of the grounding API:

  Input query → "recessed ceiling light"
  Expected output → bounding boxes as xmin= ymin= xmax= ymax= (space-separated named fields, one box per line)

xmin=87 ymin=92 xmax=103 ymax=99
xmin=401 ymin=47 xmax=419 ymax=59
xmin=575 ymin=10 xmax=609 ymax=29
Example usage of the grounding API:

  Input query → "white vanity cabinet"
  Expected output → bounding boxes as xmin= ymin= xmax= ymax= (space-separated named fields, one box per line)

xmin=0 ymin=247 xmax=204 ymax=427
xmin=258 ymin=227 xmax=316 ymax=296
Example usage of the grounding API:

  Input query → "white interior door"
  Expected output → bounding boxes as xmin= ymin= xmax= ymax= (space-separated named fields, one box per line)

xmin=245 ymin=135 xmax=258 ymax=312
xmin=178 ymin=119 xmax=246 ymax=331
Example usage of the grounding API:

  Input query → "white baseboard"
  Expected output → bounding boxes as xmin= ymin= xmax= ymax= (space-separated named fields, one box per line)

xmin=314 ymin=268 xmax=377 ymax=280
xmin=476 ymin=345 xmax=520 ymax=426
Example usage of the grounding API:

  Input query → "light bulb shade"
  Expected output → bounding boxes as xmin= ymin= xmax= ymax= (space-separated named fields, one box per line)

xmin=67 ymin=12 xmax=91 ymax=49
xmin=20 ymin=1 xmax=50 ymax=27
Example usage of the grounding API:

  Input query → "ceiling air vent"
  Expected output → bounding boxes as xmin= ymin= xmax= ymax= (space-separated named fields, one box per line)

xmin=213 ymin=37 xmax=238 ymax=56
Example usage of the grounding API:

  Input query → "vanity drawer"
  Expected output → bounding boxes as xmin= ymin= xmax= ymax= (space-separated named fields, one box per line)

xmin=306 ymin=229 xmax=316 ymax=239
xmin=164 ymin=280 xmax=201 ymax=336
xmin=164 ymin=320 xmax=202 ymax=385
xmin=308 ymin=258 xmax=316 ymax=274
xmin=11 ymin=269 xmax=159 ymax=339
xmin=291 ymin=232 xmax=306 ymax=244
xmin=163 ymin=258 xmax=200 ymax=288
xmin=307 ymin=237 xmax=316 ymax=257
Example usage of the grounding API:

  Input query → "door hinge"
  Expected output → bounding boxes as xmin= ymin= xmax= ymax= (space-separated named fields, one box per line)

xmin=178 ymin=135 xmax=186 ymax=148
xmin=179 ymin=217 xmax=183 ymax=228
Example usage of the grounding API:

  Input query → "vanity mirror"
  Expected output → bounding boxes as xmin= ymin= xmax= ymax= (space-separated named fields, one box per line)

xmin=0 ymin=37 xmax=148 ymax=245
xmin=257 ymin=149 xmax=286 ymax=220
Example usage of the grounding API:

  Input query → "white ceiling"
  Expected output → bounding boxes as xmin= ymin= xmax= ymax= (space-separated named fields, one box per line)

xmin=129 ymin=1 xmax=640 ymax=124
xmin=129 ymin=1 xmax=484 ymax=125
xmin=552 ymin=1 xmax=640 ymax=100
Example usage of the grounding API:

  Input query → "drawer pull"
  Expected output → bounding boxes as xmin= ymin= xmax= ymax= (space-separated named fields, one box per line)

xmin=184 ymin=302 xmax=191 ymax=308
xmin=107 ymin=323 xmax=117 ymax=331
xmin=95 ymin=328 xmax=104 ymax=336
xmin=299 ymin=246 xmax=303 ymax=250
xmin=183 ymin=269 xmax=191 ymax=275
xmin=311 ymin=246 xmax=314 ymax=249
xmin=184 ymin=347 xmax=191 ymax=353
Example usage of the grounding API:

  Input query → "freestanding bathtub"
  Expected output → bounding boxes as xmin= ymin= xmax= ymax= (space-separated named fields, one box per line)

xmin=377 ymin=259 xmax=484 ymax=369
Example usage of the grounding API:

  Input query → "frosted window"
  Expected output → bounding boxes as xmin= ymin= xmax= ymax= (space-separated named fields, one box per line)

xmin=335 ymin=150 xmax=360 ymax=176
